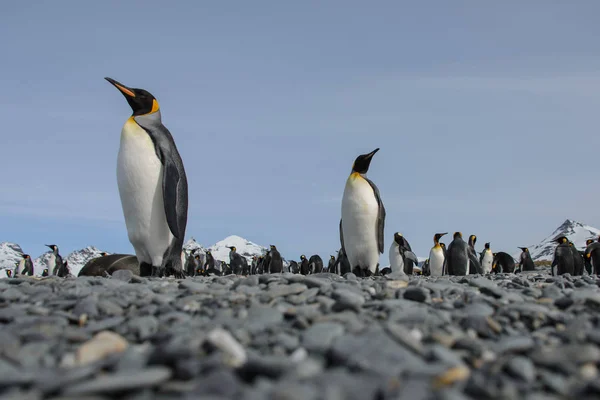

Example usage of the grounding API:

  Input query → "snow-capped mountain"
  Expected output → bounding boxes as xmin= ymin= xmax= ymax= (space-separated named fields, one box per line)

xmin=518 ymin=219 xmax=600 ymax=261
xmin=207 ymin=235 xmax=268 ymax=263
xmin=0 ymin=242 xmax=25 ymax=272
xmin=182 ymin=238 xmax=207 ymax=256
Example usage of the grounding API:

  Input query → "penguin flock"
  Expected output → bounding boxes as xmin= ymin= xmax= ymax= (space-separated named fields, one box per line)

xmin=5 ymin=78 xmax=598 ymax=280
xmin=5 ymin=244 xmax=72 ymax=278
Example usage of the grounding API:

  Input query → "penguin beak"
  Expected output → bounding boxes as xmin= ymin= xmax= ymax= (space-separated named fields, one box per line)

xmin=105 ymin=77 xmax=136 ymax=98
xmin=45 ymin=244 xmax=52 ymax=249
xmin=366 ymin=148 xmax=380 ymax=160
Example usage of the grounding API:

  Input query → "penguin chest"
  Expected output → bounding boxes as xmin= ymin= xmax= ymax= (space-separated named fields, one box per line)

xmin=341 ymin=174 xmax=380 ymax=267
xmin=481 ymin=251 xmax=493 ymax=273
xmin=429 ymin=247 xmax=445 ymax=276
xmin=17 ymin=259 xmax=26 ymax=274
xmin=116 ymin=119 xmax=174 ymax=263
xmin=388 ymin=242 xmax=405 ymax=273
xmin=47 ymin=254 xmax=56 ymax=274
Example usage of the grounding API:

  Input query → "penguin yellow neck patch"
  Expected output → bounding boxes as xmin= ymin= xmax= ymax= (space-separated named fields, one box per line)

xmin=151 ymin=99 xmax=160 ymax=113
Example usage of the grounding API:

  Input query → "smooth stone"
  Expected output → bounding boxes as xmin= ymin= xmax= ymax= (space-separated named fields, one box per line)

xmin=301 ymin=322 xmax=345 ymax=353
xmin=111 ymin=270 xmax=134 ymax=282
xmin=63 ymin=367 xmax=172 ymax=395
xmin=403 ymin=287 xmax=429 ymax=303
xmin=331 ymin=289 xmax=365 ymax=312
xmin=505 ymin=356 xmax=536 ymax=383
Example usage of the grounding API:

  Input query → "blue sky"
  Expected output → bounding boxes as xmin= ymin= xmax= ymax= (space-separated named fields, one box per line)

xmin=1 ymin=1 xmax=600 ymax=263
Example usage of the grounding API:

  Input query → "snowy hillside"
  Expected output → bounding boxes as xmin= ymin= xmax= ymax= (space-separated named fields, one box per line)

xmin=182 ymin=238 xmax=207 ymax=256
xmin=207 ymin=235 xmax=268 ymax=263
xmin=0 ymin=242 xmax=25 ymax=272
xmin=518 ymin=219 xmax=600 ymax=261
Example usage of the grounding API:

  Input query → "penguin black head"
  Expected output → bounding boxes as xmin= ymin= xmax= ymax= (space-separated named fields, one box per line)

xmin=330 ymin=255 xmax=335 ymax=261
xmin=587 ymin=239 xmax=595 ymax=246
xmin=43 ymin=268 xmax=48 ymax=274
xmin=6 ymin=269 xmax=12 ymax=278
xmin=394 ymin=232 xmax=403 ymax=244
xmin=300 ymin=255 xmax=306 ymax=260
xmin=194 ymin=254 xmax=200 ymax=260
xmin=99 ymin=252 xmax=108 ymax=257
xmin=434 ymin=233 xmax=447 ymax=243
xmin=453 ymin=232 xmax=462 ymax=239
xmin=469 ymin=234 xmax=477 ymax=244
xmin=484 ymin=242 xmax=490 ymax=249
xmin=554 ymin=236 xmax=568 ymax=244
xmin=518 ymin=247 xmax=529 ymax=252
xmin=227 ymin=246 xmax=237 ymax=252
xmin=351 ymin=148 xmax=379 ymax=174
xmin=440 ymin=243 xmax=446 ymax=250
xmin=45 ymin=244 xmax=58 ymax=252
xmin=105 ymin=77 xmax=160 ymax=117
xmin=206 ymin=250 xmax=211 ymax=255
xmin=22 ymin=253 xmax=30 ymax=259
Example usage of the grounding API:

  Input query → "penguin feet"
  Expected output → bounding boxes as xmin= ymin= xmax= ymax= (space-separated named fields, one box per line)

xmin=151 ymin=266 xmax=165 ymax=278
xmin=140 ymin=262 xmax=152 ymax=277
xmin=170 ymin=267 xmax=186 ymax=279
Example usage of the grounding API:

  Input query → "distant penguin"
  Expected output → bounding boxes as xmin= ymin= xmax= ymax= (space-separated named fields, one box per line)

xmin=584 ymin=239 xmax=596 ymax=274
xmin=105 ymin=77 xmax=188 ymax=278
xmin=228 ymin=246 xmax=249 ymax=275
xmin=250 ymin=256 xmax=258 ymax=275
xmin=289 ymin=260 xmax=299 ymax=274
xmin=446 ymin=232 xmax=469 ymax=276
xmin=185 ymin=250 xmax=198 ymax=276
xmin=428 ymin=233 xmax=447 ymax=277
xmin=570 ymin=241 xmax=584 ymax=276
xmin=45 ymin=244 xmax=63 ymax=276
xmin=492 ymin=252 xmax=516 ymax=273
xmin=255 ymin=256 xmax=265 ymax=274
xmin=335 ymin=248 xmax=351 ymax=275
xmin=467 ymin=235 xmax=483 ymax=274
xmin=327 ymin=256 xmax=337 ymax=274
xmin=269 ymin=245 xmax=283 ymax=273
xmin=479 ymin=242 xmax=493 ymax=274
xmin=42 ymin=268 xmax=49 ymax=277
xmin=6 ymin=269 xmax=13 ymax=278
xmin=517 ymin=247 xmax=535 ymax=272
xmin=299 ymin=255 xmax=309 ymax=275
xmin=19 ymin=254 xmax=34 ymax=276
xmin=204 ymin=251 xmax=216 ymax=272
xmin=421 ymin=259 xmax=430 ymax=276
xmin=389 ymin=232 xmax=419 ymax=275
xmin=340 ymin=148 xmax=385 ymax=277
xmin=551 ymin=236 xmax=574 ymax=276
xmin=584 ymin=240 xmax=600 ymax=275
xmin=308 ymin=255 xmax=323 ymax=274
xmin=57 ymin=260 xmax=71 ymax=278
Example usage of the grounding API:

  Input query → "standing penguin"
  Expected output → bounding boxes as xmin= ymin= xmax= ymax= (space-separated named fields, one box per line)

xmin=584 ymin=240 xmax=600 ymax=275
xmin=517 ymin=247 xmax=536 ymax=272
xmin=445 ymin=232 xmax=469 ymax=276
xmin=340 ymin=148 xmax=385 ymax=277
xmin=228 ymin=246 xmax=248 ymax=275
xmin=57 ymin=260 xmax=71 ymax=278
xmin=185 ymin=250 xmax=198 ymax=277
xmin=15 ymin=255 xmax=28 ymax=276
xmin=327 ymin=255 xmax=337 ymax=274
xmin=269 ymin=245 xmax=284 ymax=273
xmin=45 ymin=245 xmax=63 ymax=276
xmin=299 ymin=255 xmax=310 ymax=275
xmin=42 ymin=268 xmax=49 ymax=277
xmin=569 ymin=241 xmax=584 ymax=276
xmin=467 ymin=235 xmax=483 ymax=274
xmin=551 ymin=236 xmax=574 ymax=276
xmin=584 ymin=239 xmax=596 ymax=274
xmin=308 ymin=255 xmax=323 ymax=274
xmin=479 ymin=242 xmax=494 ymax=274
xmin=388 ymin=232 xmax=419 ymax=275
xmin=204 ymin=251 xmax=216 ymax=273
xmin=289 ymin=260 xmax=299 ymax=274
xmin=105 ymin=77 xmax=188 ymax=278
xmin=428 ymin=233 xmax=447 ymax=277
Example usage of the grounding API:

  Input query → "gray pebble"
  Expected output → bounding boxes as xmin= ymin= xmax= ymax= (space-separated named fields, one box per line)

xmin=331 ymin=289 xmax=365 ymax=312
xmin=64 ymin=367 xmax=172 ymax=395
xmin=302 ymin=322 xmax=345 ymax=353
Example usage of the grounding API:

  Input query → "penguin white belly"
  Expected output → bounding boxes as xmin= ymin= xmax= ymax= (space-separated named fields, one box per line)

xmin=47 ymin=254 xmax=56 ymax=275
xmin=341 ymin=174 xmax=380 ymax=273
xmin=388 ymin=242 xmax=406 ymax=275
xmin=117 ymin=119 xmax=174 ymax=267
xmin=481 ymin=251 xmax=493 ymax=274
xmin=16 ymin=259 xmax=26 ymax=275
xmin=429 ymin=248 xmax=445 ymax=276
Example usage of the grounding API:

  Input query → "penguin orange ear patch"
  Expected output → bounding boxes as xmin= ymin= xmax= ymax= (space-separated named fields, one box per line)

xmin=151 ymin=99 xmax=159 ymax=113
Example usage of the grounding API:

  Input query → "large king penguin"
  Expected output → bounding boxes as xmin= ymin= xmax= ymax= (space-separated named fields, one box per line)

xmin=105 ymin=77 xmax=188 ymax=278
xmin=428 ymin=233 xmax=447 ymax=276
xmin=551 ymin=236 xmax=574 ymax=276
xmin=467 ymin=235 xmax=483 ymax=274
xmin=340 ymin=148 xmax=385 ymax=277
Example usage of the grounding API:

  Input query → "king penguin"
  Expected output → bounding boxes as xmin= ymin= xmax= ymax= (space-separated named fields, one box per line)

xmin=340 ymin=148 xmax=385 ymax=277
xmin=551 ymin=236 xmax=574 ymax=276
xmin=584 ymin=240 xmax=600 ymax=275
xmin=105 ymin=77 xmax=188 ymax=278
xmin=479 ymin=242 xmax=493 ymax=274
xmin=389 ymin=232 xmax=419 ymax=275
xmin=467 ymin=235 xmax=483 ymax=274
xmin=269 ymin=245 xmax=284 ymax=273
xmin=428 ymin=233 xmax=447 ymax=276
xmin=570 ymin=241 xmax=584 ymax=276
xmin=327 ymin=255 xmax=337 ymax=274
xmin=446 ymin=232 xmax=469 ymax=276
xmin=45 ymin=245 xmax=62 ymax=276
xmin=517 ymin=247 xmax=536 ymax=272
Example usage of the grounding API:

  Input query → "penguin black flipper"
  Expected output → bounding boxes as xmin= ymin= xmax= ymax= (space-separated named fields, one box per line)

xmin=162 ymin=158 xmax=183 ymax=238
xmin=403 ymin=250 xmax=419 ymax=265
xmin=364 ymin=177 xmax=386 ymax=253
xmin=468 ymin=249 xmax=483 ymax=274
xmin=339 ymin=219 xmax=345 ymax=250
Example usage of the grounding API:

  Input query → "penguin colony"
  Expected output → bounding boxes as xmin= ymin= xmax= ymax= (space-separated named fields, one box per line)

xmin=6 ymin=78 xmax=597 ymax=279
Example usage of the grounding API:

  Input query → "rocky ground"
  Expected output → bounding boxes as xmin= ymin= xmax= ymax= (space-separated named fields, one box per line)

xmin=2 ymin=271 xmax=600 ymax=400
